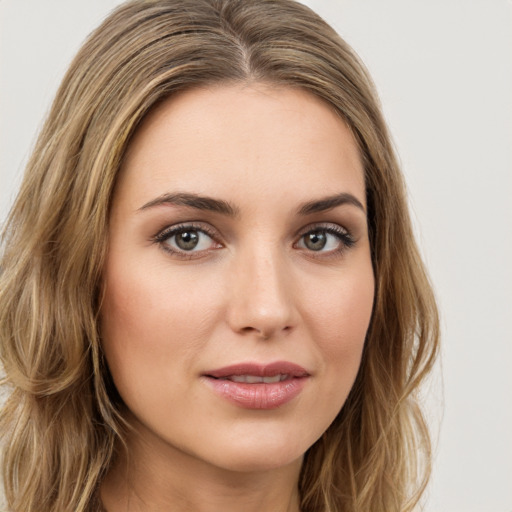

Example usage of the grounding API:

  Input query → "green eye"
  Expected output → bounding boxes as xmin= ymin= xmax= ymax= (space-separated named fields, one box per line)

xmin=174 ymin=230 xmax=200 ymax=251
xmin=303 ymin=231 xmax=327 ymax=251
xmin=154 ymin=224 xmax=220 ymax=256
xmin=297 ymin=226 xmax=355 ymax=254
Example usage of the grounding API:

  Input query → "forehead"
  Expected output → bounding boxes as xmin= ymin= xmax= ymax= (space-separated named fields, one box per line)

xmin=117 ymin=83 xmax=366 ymax=210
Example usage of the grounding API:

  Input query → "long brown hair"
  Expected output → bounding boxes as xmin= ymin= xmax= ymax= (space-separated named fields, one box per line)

xmin=0 ymin=1 xmax=439 ymax=510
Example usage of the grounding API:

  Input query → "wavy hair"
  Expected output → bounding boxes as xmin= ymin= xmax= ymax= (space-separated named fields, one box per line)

xmin=0 ymin=1 xmax=439 ymax=510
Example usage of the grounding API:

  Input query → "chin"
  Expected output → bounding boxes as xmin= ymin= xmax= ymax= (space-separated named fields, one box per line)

xmin=198 ymin=431 xmax=312 ymax=474
xmin=211 ymin=449 xmax=304 ymax=474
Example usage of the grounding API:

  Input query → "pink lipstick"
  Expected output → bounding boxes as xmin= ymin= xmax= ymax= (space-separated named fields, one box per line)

xmin=202 ymin=361 xmax=310 ymax=409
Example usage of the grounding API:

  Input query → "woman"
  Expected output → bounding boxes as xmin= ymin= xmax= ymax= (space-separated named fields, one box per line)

xmin=0 ymin=1 xmax=439 ymax=511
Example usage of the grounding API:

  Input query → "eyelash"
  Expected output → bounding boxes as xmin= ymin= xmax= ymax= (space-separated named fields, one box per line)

xmin=297 ymin=224 xmax=356 ymax=255
xmin=152 ymin=223 xmax=220 ymax=260
xmin=152 ymin=222 xmax=356 ymax=260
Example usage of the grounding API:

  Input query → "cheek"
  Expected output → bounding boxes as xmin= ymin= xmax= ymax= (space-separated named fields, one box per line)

xmin=99 ymin=259 xmax=220 ymax=399
xmin=102 ymin=251 xmax=219 ymax=335
xmin=308 ymin=266 xmax=374 ymax=339
xmin=305 ymin=267 xmax=374 ymax=396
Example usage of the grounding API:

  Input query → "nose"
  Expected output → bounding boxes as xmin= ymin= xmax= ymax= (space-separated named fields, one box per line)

xmin=226 ymin=245 xmax=298 ymax=340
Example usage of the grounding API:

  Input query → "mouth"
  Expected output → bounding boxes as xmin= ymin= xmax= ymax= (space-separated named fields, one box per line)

xmin=204 ymin=361 xmax=310 ymax=379
xmin=215 ymin=374 xmax=292 ymax=384
xmin=202 ymin=361 xmax=310 ymax=409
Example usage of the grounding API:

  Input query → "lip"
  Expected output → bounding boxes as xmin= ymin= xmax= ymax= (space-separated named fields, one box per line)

xmin=202 ymin=361 xmax=310 ymax=410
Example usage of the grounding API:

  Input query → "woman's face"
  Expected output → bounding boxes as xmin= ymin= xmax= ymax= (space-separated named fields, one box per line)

xmin=101 ymin=84 xmax=374 ymax=473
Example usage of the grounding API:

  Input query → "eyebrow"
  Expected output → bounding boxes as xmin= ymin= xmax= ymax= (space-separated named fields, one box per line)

xmin=138 ymin=191 xmax=365 ymax=217
xmin=297 ymin=192 xmax=366 ymax=215
xmin=138 ymin=192 xmax=239 ymax=217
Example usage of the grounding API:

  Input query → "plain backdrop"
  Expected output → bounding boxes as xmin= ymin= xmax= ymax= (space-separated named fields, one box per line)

xmin=0 ymin=1 xmax=511 ymax=511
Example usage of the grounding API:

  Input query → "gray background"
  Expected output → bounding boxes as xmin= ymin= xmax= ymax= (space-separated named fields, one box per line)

xmin=1 ymin=1 xmax=511 ymax=510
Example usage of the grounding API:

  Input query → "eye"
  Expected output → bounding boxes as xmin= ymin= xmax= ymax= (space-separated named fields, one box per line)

xmin=296 ymin=225 xmax=355 ymax=254
xmin=153 ymin=224 xmax=221 ymax=256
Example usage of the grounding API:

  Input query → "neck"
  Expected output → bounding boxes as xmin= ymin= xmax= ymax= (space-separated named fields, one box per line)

xmin=100 ymin=423 xmax=303 ymax=512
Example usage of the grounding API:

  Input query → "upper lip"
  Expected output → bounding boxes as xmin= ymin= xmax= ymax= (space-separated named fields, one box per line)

xmin=204 ymin=361 xmax=310 ymax=379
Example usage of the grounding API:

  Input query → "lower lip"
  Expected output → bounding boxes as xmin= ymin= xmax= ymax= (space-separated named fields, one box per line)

xmin=203 ymin=377 xmax=308 ymax=409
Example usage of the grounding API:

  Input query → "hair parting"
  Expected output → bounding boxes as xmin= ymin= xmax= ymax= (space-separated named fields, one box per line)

xmin=0 ymin=1 xmax=439 ymax=510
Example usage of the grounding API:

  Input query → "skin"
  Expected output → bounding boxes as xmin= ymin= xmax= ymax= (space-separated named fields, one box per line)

xmin=100 ymin=83 xmax=375 ymax=512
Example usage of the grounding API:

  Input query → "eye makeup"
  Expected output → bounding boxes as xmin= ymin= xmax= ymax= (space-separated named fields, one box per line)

xmin=152 ymin=222 xmax=222 ymax=259
xmin=151 ymin=219 xmax=357 ymax=261
xmin=294 ymin=223 xmax=356 ymax=256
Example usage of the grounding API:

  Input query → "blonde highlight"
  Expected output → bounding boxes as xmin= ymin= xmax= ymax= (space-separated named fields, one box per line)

xmin=0 ymin=1 xmax=439 ymax=510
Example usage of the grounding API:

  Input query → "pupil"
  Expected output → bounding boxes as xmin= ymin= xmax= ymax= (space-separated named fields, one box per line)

xmin=305 ymin=231 xmax=326 ymax=251
xmin=176 ymin=231 xmax=199 ymax=250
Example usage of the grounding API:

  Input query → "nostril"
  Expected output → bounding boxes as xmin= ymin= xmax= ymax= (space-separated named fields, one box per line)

xmin=238 ymin=325 xmax=292 ymax=339
xmin=243 ymin=326 xmax=270 ymax=339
